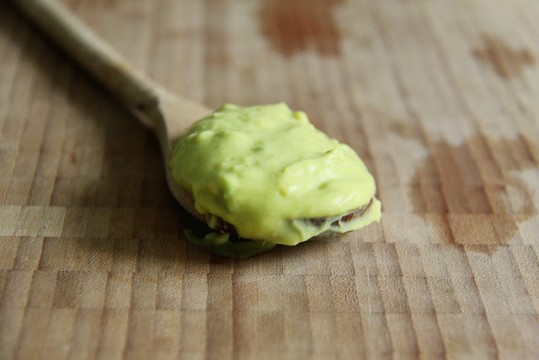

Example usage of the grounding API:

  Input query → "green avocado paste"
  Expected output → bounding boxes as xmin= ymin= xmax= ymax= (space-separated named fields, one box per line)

xmin=170 ymin=103 xmax=381 ymax=257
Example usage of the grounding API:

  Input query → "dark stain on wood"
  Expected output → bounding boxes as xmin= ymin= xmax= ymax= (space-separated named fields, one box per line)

xmin=406 ymin=134 xmax=536 ymax=254
xmin=387 ymin=119 xmax=423 ymax=141
xmin=70 ymin=153 xmax=77 ymax=164
xmin=259 ymin=0 xmax=344 ymax=57
xmin=472 ymin=34 xmax=536 ymax=80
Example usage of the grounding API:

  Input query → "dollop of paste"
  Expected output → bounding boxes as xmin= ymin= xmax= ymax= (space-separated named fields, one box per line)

xmin=170 ymin=103 xmax=381 ymax=248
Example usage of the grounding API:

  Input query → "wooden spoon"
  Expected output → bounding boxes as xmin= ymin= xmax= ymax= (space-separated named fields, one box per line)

xmin=13 ymin=0 xmax=211 ymax=221
xmin=14 ymin=0 xmax=378 ymax=245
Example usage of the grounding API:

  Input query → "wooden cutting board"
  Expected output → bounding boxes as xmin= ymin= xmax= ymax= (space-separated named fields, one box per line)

xmin=1 ymin=0 xmax=538 ymax=358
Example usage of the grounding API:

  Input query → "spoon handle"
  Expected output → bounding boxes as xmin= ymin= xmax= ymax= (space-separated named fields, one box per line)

xmin=13 ymin=0 xmax=160 ymax=127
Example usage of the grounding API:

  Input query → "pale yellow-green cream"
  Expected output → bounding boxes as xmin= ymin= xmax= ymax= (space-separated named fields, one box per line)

xmin=170 ymin=103 xmax=381 ymax=247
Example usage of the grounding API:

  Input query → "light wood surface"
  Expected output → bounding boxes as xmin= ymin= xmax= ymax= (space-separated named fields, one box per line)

xmin=1 ymin=0 xmax=538 ymax=359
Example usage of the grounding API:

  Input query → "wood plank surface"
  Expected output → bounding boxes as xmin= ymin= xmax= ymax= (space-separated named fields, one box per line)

xmin=1 ymin=0 xmax=539 ymax=358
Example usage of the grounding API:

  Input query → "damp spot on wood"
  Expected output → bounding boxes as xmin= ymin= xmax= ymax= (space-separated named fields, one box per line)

xmin=70 ymin=153 xmax=77 ymax=164
xmin=472 ymin=34 xmax=536 ymax=80
xmin=405 ymin=134 xmax=536 ymax=254
xmin=259 ymin=0 xmax=344 ymax=57
xmin=387 ymin=119 xmax=423 ymax=141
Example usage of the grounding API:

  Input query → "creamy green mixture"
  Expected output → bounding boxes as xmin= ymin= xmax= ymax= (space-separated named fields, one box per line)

xmin=170 ymin=103 xmax=381 ymax=256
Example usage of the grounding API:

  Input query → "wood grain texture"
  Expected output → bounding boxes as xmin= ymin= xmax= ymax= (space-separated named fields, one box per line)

xmin=1 ymin=0 xmax=539 ymax=359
